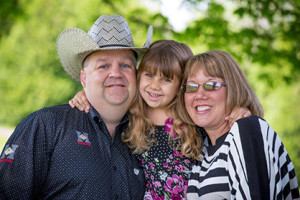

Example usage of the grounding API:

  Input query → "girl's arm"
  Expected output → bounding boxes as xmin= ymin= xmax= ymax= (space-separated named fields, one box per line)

xmin=69 ymin=90 xmax=90 ymax=113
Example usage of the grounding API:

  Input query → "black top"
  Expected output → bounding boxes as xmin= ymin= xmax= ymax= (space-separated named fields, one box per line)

xmin=0 ymin=104 xmax=145 ymax=200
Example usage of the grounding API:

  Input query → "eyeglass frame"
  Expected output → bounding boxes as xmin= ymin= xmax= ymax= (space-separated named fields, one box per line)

xmin=182 ymin=81 xmax=227 ymax=93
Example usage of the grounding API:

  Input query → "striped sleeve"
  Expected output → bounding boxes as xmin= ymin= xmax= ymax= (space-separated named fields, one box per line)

xmin=258 ymin=118 xmax=300 ymax=199
xmin=227 ymin=124 xmax=252 ymax=199
xmin=228 ymin=116 xmax=300 ymax=199
xmin=187 ymin=164 xmax=202 ymax=198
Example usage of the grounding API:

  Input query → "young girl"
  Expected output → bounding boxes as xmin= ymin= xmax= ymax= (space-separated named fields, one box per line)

xmin=69 ymin=40 xmax=249 ymax=199
xmin=125 ymin=40 xmax=201 ymax=199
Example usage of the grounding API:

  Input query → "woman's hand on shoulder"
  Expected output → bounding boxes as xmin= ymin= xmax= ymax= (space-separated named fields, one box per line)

xmin=225 ymin=107 xmax=251 ymax=127
xmin=69 ymin=90 xmax=90 ymax=113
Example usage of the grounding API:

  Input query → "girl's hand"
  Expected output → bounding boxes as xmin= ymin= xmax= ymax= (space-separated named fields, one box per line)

xmin=225 ymin=107 xmax=251 ymax=127
xmin=69 ymin=90 xmax=90 ymax=113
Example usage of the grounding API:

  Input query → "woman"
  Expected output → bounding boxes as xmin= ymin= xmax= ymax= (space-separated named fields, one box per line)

xmin=178 ymin=50 xmax=300 ymax=199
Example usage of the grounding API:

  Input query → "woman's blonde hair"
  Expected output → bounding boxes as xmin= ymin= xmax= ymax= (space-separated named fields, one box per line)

xmin=122 ymin=40 xmax=202 ymax=160
xmin=178 ymin=50 xmax=264 ymax=128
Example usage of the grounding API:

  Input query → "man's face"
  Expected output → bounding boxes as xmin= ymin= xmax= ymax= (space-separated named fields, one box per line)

xmin=80 ymin=49 xmax=137 ymax=111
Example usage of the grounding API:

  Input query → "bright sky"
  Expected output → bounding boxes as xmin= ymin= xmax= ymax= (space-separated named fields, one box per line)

xmin=142 ymin=0 xmax=243 ymax=32
xmin=160 ymin=0 xmax=196 ymax=31
xmin=142 ymin=0 xmax=205 ymax=31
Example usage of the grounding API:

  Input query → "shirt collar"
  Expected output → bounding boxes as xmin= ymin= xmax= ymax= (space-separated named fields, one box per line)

xmin=89 ymin=105 xmax=100 ymax=120
xmin=89 ymin=105 xmax=130 ymax=126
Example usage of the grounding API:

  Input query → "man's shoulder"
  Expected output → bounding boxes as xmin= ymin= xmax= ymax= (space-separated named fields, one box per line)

xmin=39 ymin=104 xmax=75 ymax=113
xmin=25 ymin=104 xmax=86 ymax=123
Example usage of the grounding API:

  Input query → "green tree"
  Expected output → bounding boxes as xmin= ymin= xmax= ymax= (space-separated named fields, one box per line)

xmin=0 ymin=0 xmax=24 ymax=38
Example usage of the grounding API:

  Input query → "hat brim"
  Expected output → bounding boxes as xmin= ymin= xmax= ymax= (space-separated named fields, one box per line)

xmin=57 ymin=27 xmax=152 ymax=82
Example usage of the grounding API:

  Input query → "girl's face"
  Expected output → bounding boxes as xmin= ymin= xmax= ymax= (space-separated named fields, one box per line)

xmin=139 ymin=70 xmax=180 ymax=110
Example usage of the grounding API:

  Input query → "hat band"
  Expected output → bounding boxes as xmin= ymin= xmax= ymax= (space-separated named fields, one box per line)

xmin=81 ymin=44 xmax=136 ymax=67
xmin=99 ymin=44 xmax=138 ymax=59
xmin=99 ymin=44 xmax=131 ymax=48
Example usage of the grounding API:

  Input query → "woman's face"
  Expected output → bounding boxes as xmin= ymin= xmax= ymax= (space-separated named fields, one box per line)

xmin=184 ymin=68 xmax=228 ymax=133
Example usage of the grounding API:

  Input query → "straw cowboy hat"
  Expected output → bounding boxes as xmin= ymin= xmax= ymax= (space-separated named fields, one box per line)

xmin=57 ymin=15 xmax=153 ymax=81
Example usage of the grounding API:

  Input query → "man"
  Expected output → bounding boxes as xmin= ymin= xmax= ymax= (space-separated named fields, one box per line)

xmin=0 ymin=15 xmax=152 ymax=199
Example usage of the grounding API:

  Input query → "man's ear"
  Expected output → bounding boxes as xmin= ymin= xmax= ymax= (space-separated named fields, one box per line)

xmin=81 ymin=70 xmax=87 ymax=89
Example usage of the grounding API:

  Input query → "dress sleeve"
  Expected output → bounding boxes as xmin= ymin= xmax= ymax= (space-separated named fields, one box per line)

xmin=0 ymin=109 xmax=53 ymax=199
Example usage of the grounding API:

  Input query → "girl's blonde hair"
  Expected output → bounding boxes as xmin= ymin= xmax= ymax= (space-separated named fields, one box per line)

xmin=178 ymin=50 xmax=264 ymax=129
xmin=122 ymin=40 xmax=202 ymax=160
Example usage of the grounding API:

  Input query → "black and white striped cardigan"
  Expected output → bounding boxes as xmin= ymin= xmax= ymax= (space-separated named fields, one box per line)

xmin=187 ymin=115 xmax=299 ymax=199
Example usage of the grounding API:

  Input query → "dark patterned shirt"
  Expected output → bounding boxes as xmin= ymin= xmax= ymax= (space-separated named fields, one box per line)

xmin=138 ymin=126 xmax=195 ymax=200
xmin=0 ymin=104 xmax=145 ymax=200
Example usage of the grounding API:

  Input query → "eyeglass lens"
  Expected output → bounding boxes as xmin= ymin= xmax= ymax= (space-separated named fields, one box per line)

xmin=184 ymin=82 xmax=226 ymax=93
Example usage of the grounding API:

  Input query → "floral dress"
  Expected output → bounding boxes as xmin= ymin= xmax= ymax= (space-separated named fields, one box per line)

xmin=137 ymin=121 xmax=195 ymax=200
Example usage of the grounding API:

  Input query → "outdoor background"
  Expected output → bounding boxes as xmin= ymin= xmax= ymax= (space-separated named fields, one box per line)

xmin=0 ymin=0 xmax=299 ymax=184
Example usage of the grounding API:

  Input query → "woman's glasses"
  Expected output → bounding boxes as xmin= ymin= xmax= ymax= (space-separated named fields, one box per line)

xmin=182 ymin=81 xmax=227 ymax=93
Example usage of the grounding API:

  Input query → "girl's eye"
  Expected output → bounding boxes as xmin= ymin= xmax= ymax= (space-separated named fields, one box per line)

xmin=145 ymin=73 xmax=152 ymax=78
xmin=162 ymin=78 xmax=171 ymax=82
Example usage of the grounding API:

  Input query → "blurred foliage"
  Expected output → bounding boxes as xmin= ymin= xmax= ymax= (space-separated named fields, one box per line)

xmin=0 ymin=0 xmax=24 ymax=37
xmin=0 ymin=0 xmax=299 ymax=183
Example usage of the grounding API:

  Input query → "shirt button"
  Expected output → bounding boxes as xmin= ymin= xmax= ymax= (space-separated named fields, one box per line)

xmin=113 ymin=166 xmax=117 ymax=171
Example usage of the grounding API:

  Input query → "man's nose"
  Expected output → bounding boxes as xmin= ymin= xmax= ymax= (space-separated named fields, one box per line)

xmin=109 ymin=65 xmax=122 ymax=77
